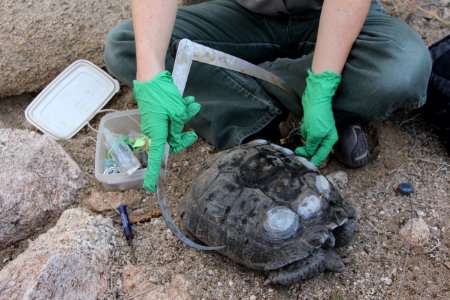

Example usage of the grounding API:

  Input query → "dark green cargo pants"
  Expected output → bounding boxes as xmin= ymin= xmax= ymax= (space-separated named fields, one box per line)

xmin=104 ymin=0 xmax=431 ymax=150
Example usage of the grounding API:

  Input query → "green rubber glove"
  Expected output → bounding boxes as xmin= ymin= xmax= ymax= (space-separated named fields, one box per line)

xmin=133 ymin=71 xmax=201 ymax=192
xmin=295 ymin=69 xmax=341 ymax=166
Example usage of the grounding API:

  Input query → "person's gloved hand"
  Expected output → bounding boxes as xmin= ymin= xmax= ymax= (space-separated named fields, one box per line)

xmin=295 ymin=69 xmax=341 ymax=166
xmin=133 ymin=71 xmax=201 ymax=192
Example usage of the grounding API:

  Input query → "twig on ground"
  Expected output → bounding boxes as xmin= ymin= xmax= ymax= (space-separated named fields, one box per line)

xmin=127 ymin=285 xmax=158 ymax=300
xmin=361 ymin=216 xmax=381 ymax=234
xmin=426 ymin=238 xmax=442 ymax=254
xmin=111 ymin=268 xmax=116 ymax=300
xmin=114 ymin=207 xmax=120 ymax=216
xmin=86 ymin=136 xmax=97 ymax=144
xmin=398 ymin=113 xmax=421 ymax=128
xmin=417 ymin=6 xmax=450 ymax=26
xmin=434 ymin=166 xmax=447 ymax=175
xmin=409 ymin=158 xmax=450 ymax=167
xmin=60 ymin=139 xmax=72 ymax=147
xmin=352 ymin=236 xmax=373 ymax=245
xmin=382 ymin=164 xmax=405 ymax=197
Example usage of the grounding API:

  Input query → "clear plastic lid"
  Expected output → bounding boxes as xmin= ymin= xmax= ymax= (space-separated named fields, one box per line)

xmin=25 ymin=59 xmax=120 ymax=139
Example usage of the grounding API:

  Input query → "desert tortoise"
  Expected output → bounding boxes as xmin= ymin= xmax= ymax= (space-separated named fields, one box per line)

xmin=179 ymin=140 xmax=357 ymax=285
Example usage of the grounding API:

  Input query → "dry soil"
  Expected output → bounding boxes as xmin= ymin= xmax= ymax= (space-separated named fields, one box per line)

xmin=0 ymin=1 xmax=449 ymax=299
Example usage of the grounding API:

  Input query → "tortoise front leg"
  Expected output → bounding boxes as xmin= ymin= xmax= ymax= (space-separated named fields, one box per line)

xmin=264 ymin=249 xmax=346 ymax=285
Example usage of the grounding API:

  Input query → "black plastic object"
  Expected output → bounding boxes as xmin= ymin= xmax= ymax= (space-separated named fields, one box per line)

xmin=397 ymin=182 xmax=414 ymax=196
xmin=119 ymin=204 xmax=133 ymax=239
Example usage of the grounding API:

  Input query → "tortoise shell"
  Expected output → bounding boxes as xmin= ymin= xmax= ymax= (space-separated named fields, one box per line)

xmin=179 ymin=140 xmax=356 ymax=284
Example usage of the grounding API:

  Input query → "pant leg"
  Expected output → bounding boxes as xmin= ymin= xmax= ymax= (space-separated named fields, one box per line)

xmin=259 ymin=0 xmax=432 ymax=121
xmin=334 ymin=9 xmax=432 ymax=120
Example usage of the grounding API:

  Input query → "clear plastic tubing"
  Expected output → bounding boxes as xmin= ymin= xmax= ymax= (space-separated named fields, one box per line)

xmin=103 ymin=128 xmax=141 ymax=175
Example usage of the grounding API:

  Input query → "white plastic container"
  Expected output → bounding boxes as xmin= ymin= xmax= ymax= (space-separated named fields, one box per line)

xmin=25 ymin=59 xmax=120 ymax=139
xmin=94 ymin=109 xmax=146 ymax=191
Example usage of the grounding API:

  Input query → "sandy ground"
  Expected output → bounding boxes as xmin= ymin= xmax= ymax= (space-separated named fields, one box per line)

xmin=1 ymin=1 xmax=449 ymax=299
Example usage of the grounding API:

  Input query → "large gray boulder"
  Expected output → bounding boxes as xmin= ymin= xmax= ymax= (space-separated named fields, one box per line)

xmin=0 ymin=209 xmax=117 ymax=300
xmin=0 ymin=0 xmax=206 ymax=97
xmin=0 ymin=129 xmax=85 ymax=249
xmin=0 ymin=0 xmax=130 ymax=97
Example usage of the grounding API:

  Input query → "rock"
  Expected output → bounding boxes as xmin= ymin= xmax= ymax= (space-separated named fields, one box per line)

xmin=0 ymin=129 xmax=85 ymax=249
xmin=381 ymin=0 xmax=417 ymax=20
xmin=122 ymin=265 xmax=191 ymax=300
xmin=443 ymin=8 xmax=450 ymax=20
xmin=415 ymin=210 xmax=426 ymax=217
xmin=0 ymin=0 xmax=208 ymax=97
xmin=129 ymin=207 xmax=162 ymax=224
xmin=85 ymin=190 xmax=161 ymax=222
xmin=0 ymin=0 xmax=129 ymax=97
xmin=380 ymin=276 xmax=392 ymax=285
xmin=122 ymin=265 xmax=159 ymax=295
xmin=399 ymin=218 xmax=430 ymax=247
xmin=86 ymin=190 xmax=143 ymax=212
xmin=0 ymin=209 xmax=117 ymax=300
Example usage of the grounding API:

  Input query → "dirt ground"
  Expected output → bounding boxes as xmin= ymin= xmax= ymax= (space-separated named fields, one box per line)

xmin=1 ymin=1 xmax=449 ymax=299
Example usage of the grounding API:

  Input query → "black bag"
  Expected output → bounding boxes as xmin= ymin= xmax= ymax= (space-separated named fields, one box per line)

xmin=422 ymin=34 xmax=450 ymax=155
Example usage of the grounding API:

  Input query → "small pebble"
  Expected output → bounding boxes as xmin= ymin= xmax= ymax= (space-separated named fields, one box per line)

xmin=380 ymin=277 xmax=392 ymax=285
xmin=399 ymin=218 xmax=430 ymax=246
xmin=416 ymin=210 xmax=426 ymax=217
xmin=397 ymin=182 xmax=414 ymax=196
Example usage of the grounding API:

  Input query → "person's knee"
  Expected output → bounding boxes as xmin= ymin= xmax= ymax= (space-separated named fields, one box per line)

xmin=104 ymin=24 xmax=122 ymax=76
xmin=337 ymin=35 xmax=431 ymax=120
xmin=384 ymin=20 xmax=431 ymax=101
xmin=358 ymin=17 xmax=431 ymax=114
xmin=382 ymin=36 xmax=431 ymax=105
xmin=104 ymin=20 xmax=135 ymax=86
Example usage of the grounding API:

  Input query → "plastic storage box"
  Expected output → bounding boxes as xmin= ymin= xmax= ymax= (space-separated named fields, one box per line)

xmin=25 ymin=60 xmax=120 ymax=140
xmin=95 ymin=109 xmax=146 ymax=191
